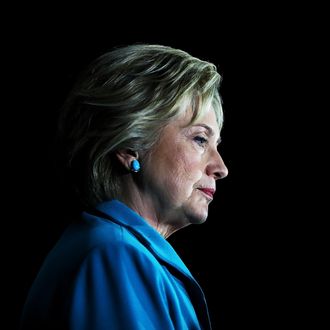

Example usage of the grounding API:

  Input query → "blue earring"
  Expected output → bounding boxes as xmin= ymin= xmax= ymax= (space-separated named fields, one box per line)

xmin=130 ymin=159 xmax=140 ymax=173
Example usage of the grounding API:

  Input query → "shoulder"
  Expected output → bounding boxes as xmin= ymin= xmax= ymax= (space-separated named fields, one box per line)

xmin=72 ymin=225 xmax=167 ymax=296
xmin=79 ymin=212 xmax=149 ymax=253
xmin=70 ymin=213 xmax=159 ymax=270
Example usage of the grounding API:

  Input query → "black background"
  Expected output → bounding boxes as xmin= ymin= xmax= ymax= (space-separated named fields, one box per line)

xmin=3 ymin=8 xmax=321 ymax=330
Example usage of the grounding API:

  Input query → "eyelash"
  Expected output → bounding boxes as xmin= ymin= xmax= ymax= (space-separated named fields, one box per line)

xmin=193 ymin=136 xmax=208 ymax=147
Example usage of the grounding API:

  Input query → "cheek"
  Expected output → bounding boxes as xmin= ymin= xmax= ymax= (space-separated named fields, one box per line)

xmin=147 ymin=143 xmax=204 ymax=199
xmin=172 ymin=153 xmax=204 ymax=191
xmin=183 ymin=157 xmax=203 ymax=180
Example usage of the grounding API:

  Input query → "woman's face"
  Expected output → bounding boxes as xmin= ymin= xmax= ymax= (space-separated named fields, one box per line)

xmin=142 ymin=107 xmax=228 ymax=228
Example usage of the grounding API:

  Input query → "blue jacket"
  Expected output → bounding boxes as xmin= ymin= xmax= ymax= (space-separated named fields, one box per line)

xmin=20 ymin=200 xmax=211 ymax=329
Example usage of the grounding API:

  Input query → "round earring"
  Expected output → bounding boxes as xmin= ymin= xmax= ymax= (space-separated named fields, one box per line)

xmin=130 ymin=159 xmax=141 ymax=173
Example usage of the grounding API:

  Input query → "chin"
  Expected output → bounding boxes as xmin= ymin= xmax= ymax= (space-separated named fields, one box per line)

xmin=192 ymin=213 xmax=208 ymax=224
xmin=184 ymin=205 xmax=209 ymax=225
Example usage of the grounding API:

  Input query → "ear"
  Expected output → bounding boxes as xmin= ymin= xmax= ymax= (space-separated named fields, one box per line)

xmin=116 ymin=149 xmax=139 ymax=171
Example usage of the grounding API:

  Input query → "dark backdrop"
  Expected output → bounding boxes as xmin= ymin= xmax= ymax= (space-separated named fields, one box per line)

xmin=4 ymin=12 xmax=316 ymax=330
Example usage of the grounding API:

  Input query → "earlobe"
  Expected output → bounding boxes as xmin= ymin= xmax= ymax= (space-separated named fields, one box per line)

xmin=116 ymin=149 xmax=139 ymax=172
xmin=130 ymin=159 xmax=141 ymax=172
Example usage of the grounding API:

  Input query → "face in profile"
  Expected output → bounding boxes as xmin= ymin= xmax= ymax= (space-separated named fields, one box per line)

xmin=142 ymin=107 xmax=228 ymax=229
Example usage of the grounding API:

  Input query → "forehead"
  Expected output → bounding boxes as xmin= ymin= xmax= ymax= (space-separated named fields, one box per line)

xmin=177 ymin=107 xmax=220 ymax=134
xmin=155 ymin=106 xmax=221 ymax=149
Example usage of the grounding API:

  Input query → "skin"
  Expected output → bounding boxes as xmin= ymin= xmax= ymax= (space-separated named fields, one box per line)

xmin=118 ymin=107 xmax=228 ymax=238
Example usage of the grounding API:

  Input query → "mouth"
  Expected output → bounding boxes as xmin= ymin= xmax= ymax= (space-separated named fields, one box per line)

xmin=197 ymin=188 xmax=215 ymax=200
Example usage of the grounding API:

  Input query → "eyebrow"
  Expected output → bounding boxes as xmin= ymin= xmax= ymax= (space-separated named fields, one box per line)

xmin=192 ymin=124 xmax=222 ymax=145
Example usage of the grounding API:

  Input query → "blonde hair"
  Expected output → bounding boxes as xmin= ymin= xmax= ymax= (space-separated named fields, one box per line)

xmin=58 ymin=44 xmax=223 ymax=207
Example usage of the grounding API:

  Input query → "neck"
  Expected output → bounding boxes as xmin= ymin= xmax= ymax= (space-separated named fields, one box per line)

xmin=117 ymin=175 xmax=188 ymax=238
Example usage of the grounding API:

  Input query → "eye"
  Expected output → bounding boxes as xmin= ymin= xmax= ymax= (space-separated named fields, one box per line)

xmin=193 ymin=136 xmax=208 ymax=147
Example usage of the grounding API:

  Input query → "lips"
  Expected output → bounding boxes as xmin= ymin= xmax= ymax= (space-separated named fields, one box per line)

xmin=198 ymin=188 xmax=215 ymax=199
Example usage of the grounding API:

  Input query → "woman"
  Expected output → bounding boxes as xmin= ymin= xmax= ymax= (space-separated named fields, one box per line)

xmin=21 ymin=44 xmax=228 ymax=330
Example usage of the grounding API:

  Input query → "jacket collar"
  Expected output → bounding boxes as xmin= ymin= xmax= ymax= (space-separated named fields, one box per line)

xmin=94 ymin=199 xmax=195 ymax=280
xmin=94 ymin=199 xmax=211 ymax=330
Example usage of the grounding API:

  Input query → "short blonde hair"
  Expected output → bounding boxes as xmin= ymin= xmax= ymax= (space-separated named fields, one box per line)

xmin=58 ymin=44 xmax=223 ymax=207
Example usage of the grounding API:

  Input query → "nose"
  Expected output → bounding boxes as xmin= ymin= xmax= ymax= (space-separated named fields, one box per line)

xmin=206 ymin=149 xmax=228 ymax=180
